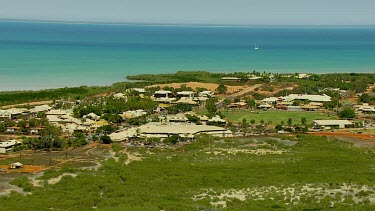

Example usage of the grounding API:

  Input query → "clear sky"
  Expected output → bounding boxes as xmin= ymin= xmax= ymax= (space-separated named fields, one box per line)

xmin=0 ymin=0 xmax=374 ymax=25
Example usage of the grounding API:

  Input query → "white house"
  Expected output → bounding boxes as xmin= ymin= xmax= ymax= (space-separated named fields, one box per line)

xmin=153 ymin=90 xmax=175 ymax=103
xmin=109 ymin=128 xmax=138 ymax=142
xmin=313 ymin=120 xmax=353 ymax=129
xmin=283 ymin=94 xmax=331 ymax=102
xmin=29 ymin=105 xmax=52 ymax=114
xmin=0 ymin=108 xmax=28 ymax=119
xmin=176 ymin=91 xmax=194 ymax=99
xmin=138 ymin=123 xmax=232 ymax=139
xmin=121 ymin=110 xmax=147 ymax=119
xmin=262 ymin=97 xmax=279 ymax=104
xmin=198 ymin=90 xmax=215 ymax=98
xmin=113 ymin=93 xmax=126 ymax=99
xmin=0 ymin=140 xmax=21 ymax=154
xmin=296 ymin=73 xmax=311 ymax=79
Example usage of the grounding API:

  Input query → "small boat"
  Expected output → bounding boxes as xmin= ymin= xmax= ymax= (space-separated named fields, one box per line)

xmin=254 ymin=43 xmax=259 ymax=50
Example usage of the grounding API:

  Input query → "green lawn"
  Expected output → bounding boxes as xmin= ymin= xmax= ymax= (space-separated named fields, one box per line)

xmin=221 ymin=110 xmax=336 ymax=125
xmin=2 ymin=135 xmax=375 ymax=210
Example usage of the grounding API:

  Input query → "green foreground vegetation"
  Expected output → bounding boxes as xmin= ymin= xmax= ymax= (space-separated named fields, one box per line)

xmin=2 ymin=135 xmax=375 ymax=210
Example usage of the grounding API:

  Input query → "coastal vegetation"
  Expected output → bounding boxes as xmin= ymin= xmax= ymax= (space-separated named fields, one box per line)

xmin=2 ymin=135 xmax=375 ymax=210
xmin=0 ymin=71 xmax=374 ymax=107
xmin=0 ymin=87 xmax=93 ymax=107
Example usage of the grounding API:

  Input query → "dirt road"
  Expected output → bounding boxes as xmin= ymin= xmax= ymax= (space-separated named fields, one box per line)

xmin=216 ymin=84 xmax=262 ymax=107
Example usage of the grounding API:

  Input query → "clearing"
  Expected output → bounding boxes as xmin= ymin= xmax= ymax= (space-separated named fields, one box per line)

xmin=146 ymin=82 xmax=246 ymax=94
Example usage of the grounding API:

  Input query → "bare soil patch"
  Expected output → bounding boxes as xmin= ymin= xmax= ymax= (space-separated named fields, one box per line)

xmin=0 ymin=165 xmax=47 ymax=173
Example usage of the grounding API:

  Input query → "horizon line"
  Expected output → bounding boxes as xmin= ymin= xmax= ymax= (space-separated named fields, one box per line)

xmin=1 ymin=18 xmax=375 ymax=28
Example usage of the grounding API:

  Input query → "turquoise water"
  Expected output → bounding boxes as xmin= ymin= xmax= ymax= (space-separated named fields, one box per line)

xmin=0 ymin=21 xmax=375 ymax=91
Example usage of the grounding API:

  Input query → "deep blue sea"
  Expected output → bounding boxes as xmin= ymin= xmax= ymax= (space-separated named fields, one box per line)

xmin=0 ymin=21 xmax=375 ymax=91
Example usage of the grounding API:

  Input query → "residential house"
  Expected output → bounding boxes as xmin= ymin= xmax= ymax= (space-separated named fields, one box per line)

xmin=152 ymin=90 xmax=176 ymax=103
xmin=138 ymin=123 xmax=233 ymax=139
xmin=198 ymin=91 xmax=215 ymax=98
xmin=312 ymin=120 xmax=353 ymax=129
xmin=0 ymin=140 xmax=21 ymax=154
xmin=176 ymin=91 xmax=194 ymax=99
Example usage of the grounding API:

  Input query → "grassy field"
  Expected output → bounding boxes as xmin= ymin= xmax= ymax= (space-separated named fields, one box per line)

xmin=1 ymin=135 xmax=375 ymax=210
xmin=220 ymin=110 xmax=337 ymax=125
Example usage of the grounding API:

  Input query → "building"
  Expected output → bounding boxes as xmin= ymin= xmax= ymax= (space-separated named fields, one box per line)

xmin=6 ymin=127 xmax=22 ymax=134
xmin=83 ymin=112 xmax=100 ymax=121
xmin=258 ymin=104 xmax=272 ymax=110
xmin=9 ymin=162 xmax=23 ymax=169
xmin=121 ymin=110 xmax=147 ymax=119
xmin=176 ymin=91 xmax=194 ymax=99
xmin=46 ymin=109 xmax=69 ymax=116
xmin=283 ymin=94 xmax=331 ymax=102
xmin=152 ymin=90 xmax=176 ymax=103
xmin=356 ymin=104 xmax=375 ymax=114
xmin=198 ymin=91 xmax=215 ymax=98
xmin=130 ymin=88 xmax=146 ymax=93
xmin=0 ymin=140 xmax=21 ymax=154
xmin=312 ymin=120 xmax=353 ymax=129
xmin=248 ymin=75 xmax=263 ymax=80
xmin=221 ymin=77 xmax=241 ymax=81
xmin=29 ymin=105 xmax=52 ymax=114
xmin=0 ymin=108 xmax=28 ymax=119
xmin=29 ymin=127 xmax=44 ymax=135
xmin=173 ymin=98 xmax=198 ymax=105
xmin=109 ymin=128 xmax=138 ymax=142
xmin=262 ymin=97 xmax=278 ymax=105
xmin=228 ymin=101 xmax=247 ymax=109
xmin=113 ymin=93 xmax=126 ymax=99
xmin=301 ymin=102 xmax=324 ymax=111
xmin=296 ymin=73 xmax=311 ymax=79
xmin=207 ymin=115 xmax=227 ymax=126
xmin=138 ymin=123 xmax=232 ymax=139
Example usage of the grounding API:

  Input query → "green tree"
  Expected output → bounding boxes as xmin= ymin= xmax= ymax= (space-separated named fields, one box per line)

xmin=101 ymin=135 xmax=112 ymax=144
xmin=246 ymin=99 xmax=256 ymax=108
xmin=223 ymin=99 xmax=231 ymax=106
xmin=205 ymin=99 xmax=217 ymax=114
xmin=275 ymin=125 xmax=283 ymax=131
xmin=339 ymin=107 xmax=356 ymax=119
xmin=164 ymin=135 xmax=179 ymax=144
xmin=186 ymin=114 xmax=200 ymax=124
xmin=287 ymin=118 xmax=293 ymax=127
xmin=216 ymin=84 xmax=228 ymax=94
xmin=0 ymin=124 xmax=6 ymax=132
xmin=101 ymin=114 xmax=123 ymax=123
xmin=301 ymin=117 xmax=307 ymax=125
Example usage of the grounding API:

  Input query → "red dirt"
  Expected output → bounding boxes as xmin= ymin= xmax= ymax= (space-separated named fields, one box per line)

xmin=0 ymin=165 xmax=47 ymax=173
xmin=309 ymin=131 xmax=375 ymax=141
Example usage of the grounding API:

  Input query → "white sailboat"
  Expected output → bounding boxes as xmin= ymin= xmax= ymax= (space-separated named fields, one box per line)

xmin=254 ymin=43 xmax=259 ymax=50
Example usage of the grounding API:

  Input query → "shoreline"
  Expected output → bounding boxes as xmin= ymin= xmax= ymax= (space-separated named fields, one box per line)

xmin=1 ymin=70 xmax=375 ymax=92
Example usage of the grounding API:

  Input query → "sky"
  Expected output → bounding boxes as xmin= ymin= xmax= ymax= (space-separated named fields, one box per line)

xmin=0 ymin=0 xmax=374 ymax=25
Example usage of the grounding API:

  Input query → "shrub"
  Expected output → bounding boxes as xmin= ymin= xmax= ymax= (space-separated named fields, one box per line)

xmin=9 ymin=176 xmax=35 ymax=192
xmin=101 ymin=135 xmax=112 ymax=144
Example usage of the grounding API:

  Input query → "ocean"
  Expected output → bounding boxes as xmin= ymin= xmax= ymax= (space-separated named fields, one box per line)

xmin=0 ymin=21 xmax=375 ymax=91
